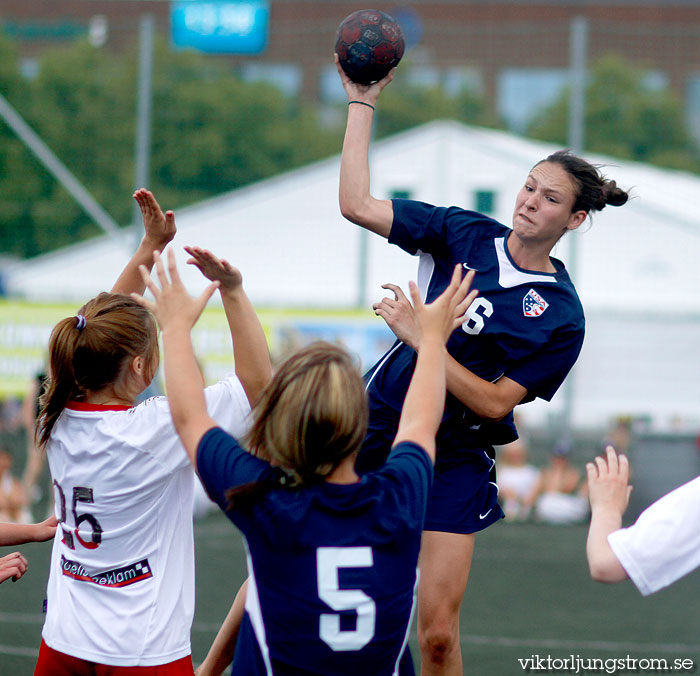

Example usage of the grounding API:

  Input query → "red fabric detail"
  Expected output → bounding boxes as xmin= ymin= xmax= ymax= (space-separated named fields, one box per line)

xmin=66 ymin=401 xmax=132 ymax=412
xmin=34 ymin=640 xmax=194 ymax=676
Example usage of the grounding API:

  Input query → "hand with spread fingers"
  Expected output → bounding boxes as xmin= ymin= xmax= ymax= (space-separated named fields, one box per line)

xmin=375 ymin=269 xmax=477 ymax=351
xmin=132 ymin=249 xmax=220 ymax=334
xmin=411 ymin=266 xmax=477 ymax=346
xmin=587 ymin=445 xmax=633 ymax=517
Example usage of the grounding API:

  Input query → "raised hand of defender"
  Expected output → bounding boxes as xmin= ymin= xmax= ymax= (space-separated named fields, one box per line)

xmin=409 ymin=265 xmax=477 ymax=345
xmin=184 ymin=246 xmax=242 ymax=293
xmin=133 ymin=249 xmax=219 ymax=333
xmin=587 ymin=445 xmax=633 ymax=517
xmin=133 ymin=188 xmax=176 ymax=249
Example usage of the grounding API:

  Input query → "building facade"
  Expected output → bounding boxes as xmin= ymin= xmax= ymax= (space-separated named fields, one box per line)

xmin=4 ymin=1 xmax=700 ymax=134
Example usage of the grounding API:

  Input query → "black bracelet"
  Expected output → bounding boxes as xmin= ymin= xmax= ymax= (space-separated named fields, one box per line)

xmin=348 ymin=100 xmax=375 ymax=111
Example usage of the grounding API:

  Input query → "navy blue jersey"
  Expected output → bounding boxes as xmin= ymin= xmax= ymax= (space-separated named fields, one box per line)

xmin=365 ymin=199 xmax=585 ymax=446
xmin=197 ymin=427 xmax=433 ymax=676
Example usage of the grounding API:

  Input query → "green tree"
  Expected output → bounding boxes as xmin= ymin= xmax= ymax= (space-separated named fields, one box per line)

xmin=149 ymin=41 xmax=341 ymax=209
xmin=0 ymin=36 xmax=52 ymax=258
xmin=528 ymin=54 xmax=700 ymax=172
xmin=0 ymin=37 xmax=343 ymax=259
xmin=0 ymin=35 xmax=493 ymax=261
xmin=24 ymin=40 xmax=135 ymax=249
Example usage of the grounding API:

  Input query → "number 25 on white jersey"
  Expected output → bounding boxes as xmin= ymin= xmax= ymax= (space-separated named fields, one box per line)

xmin=53 ymin=480 xmax=103 ymax=550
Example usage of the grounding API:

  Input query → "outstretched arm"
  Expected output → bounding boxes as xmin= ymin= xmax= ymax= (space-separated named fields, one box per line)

xmin=111 ymin=189 xmax=177 ymax=296
xmin=0 ymin=515 xmax=57 ymax=585
xmin=336 ymin=55 xmax=394 ymax=237
xmin=373 ymin=283 xmax=528 ymax=421
xmin=586 ymin=446 xmax=632 ymax=583
xmin=133 ymin=250 xmax=221 ymax=463
xmin=0 ymin=515 xmax=57 ymax=546
xmin=185 ymin=247 xmax=272 ymax=407
xmin=393 ymin=267 xmax=477 ymax=460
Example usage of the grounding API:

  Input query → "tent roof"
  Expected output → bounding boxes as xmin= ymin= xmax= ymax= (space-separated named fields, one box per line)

xmin=6 ymin=120 xmax=700 ymax=313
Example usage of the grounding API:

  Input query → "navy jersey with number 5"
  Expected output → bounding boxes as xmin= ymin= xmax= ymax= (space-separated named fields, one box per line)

xmin=197 ymin=426 xmax=433 ymax=676
xmin=365 ymin=199 xmax=584 ymax=452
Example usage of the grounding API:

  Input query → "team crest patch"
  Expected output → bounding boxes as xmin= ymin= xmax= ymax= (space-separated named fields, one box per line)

xmin=523 ymin=288 xmax=548 ymax=317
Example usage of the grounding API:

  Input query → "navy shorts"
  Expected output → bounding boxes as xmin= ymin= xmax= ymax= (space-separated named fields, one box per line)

xmin=358 ymin=408 xmax=504 ymax=534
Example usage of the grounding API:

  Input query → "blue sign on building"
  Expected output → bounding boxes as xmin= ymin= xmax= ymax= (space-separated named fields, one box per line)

xmin=171 ymin=1 xmax=269 ymax=54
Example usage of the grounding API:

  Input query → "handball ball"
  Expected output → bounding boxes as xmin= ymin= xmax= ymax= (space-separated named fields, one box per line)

xmin=335 ymin=9 xmax=405 ymax=85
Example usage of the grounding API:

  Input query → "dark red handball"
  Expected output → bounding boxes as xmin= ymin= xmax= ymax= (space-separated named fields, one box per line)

xmin=335 ymin=9 xmax=405 ymax=85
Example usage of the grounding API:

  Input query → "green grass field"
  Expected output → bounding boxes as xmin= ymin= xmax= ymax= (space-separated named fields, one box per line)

xmin=2 ymin=513 xmax=699 ymax=675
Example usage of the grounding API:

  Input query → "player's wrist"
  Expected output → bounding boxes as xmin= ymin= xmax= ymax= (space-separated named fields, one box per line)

xmin=348 ymin=100 xmax=376 ymax=111
xmin=416 ymin=334 xmax=445 ymax=352
xmin=141 ymin=234 xmax=173 ymax=252
xmin=219 ymin=284 xmax=245 ymax=300
xmin=589 ymin=504 xmax=623 ymax=528
xmin=403 ymin=334 xmax=419 ymax=351
xmin=160 ymin=320 xmax=195 ymax=339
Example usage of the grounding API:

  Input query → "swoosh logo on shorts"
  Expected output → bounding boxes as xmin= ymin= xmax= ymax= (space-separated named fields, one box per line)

xmin=479 ymin=509 xmax=493 ymax=520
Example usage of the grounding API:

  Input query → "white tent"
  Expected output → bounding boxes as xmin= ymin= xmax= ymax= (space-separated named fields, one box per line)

xmin=5 ymin=120 xmax=700 ymax=429
xmin=6 ymin=120 xmax=700 ymax=311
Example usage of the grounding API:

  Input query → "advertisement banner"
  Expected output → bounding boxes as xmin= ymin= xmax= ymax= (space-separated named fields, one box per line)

xmin=0 ymin=301 xmax=393 ymax=398
xmin=171 ymin=0 xmax=269 ymax=54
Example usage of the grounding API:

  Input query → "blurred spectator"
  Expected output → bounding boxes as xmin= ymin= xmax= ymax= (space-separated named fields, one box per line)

xmin=0 ymin=449 xmax=31 ymax=524
xmin=0 ymin=397 xmax=23 ymax=433
xmin=605 ymin=417 xmax=632 ymax=456
xmin=497 ymin=439 xmax=541 ymax=521
xmin=21 ymin=370 xmax=48 ymax=509
xmin=534 ymin=441 xmax=589 ymax=525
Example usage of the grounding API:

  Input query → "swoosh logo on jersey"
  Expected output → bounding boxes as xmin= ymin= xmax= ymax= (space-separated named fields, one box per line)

xmin=462 ymin=262 xmax=478 ymax=271
xmin=479 ymin=509 xmax=493 ymax=520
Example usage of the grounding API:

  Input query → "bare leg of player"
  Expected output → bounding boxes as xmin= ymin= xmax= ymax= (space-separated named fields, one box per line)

xmin=417 ymin=531 xmax=475 ymax=676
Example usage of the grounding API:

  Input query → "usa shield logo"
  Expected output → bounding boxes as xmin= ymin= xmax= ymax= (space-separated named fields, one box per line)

xmin=523 ymin=288 xmax=548 ymax=317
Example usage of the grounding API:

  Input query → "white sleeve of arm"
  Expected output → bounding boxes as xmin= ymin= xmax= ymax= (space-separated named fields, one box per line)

xmin=607 ymin=475 xmax=700 ymax=596
xmin=203 ymin=375 xmax=252 ymax=439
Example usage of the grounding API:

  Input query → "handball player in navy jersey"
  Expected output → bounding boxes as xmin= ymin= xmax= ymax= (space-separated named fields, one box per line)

xmin=135 ymin=251 xmax=477 ymax=675
xmin=336 ymin=56 xmax=630 ymax=675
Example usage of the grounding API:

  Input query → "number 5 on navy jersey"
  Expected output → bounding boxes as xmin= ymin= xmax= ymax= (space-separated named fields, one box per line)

xmin=317 ymin=546 xmax=376 ymax=651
